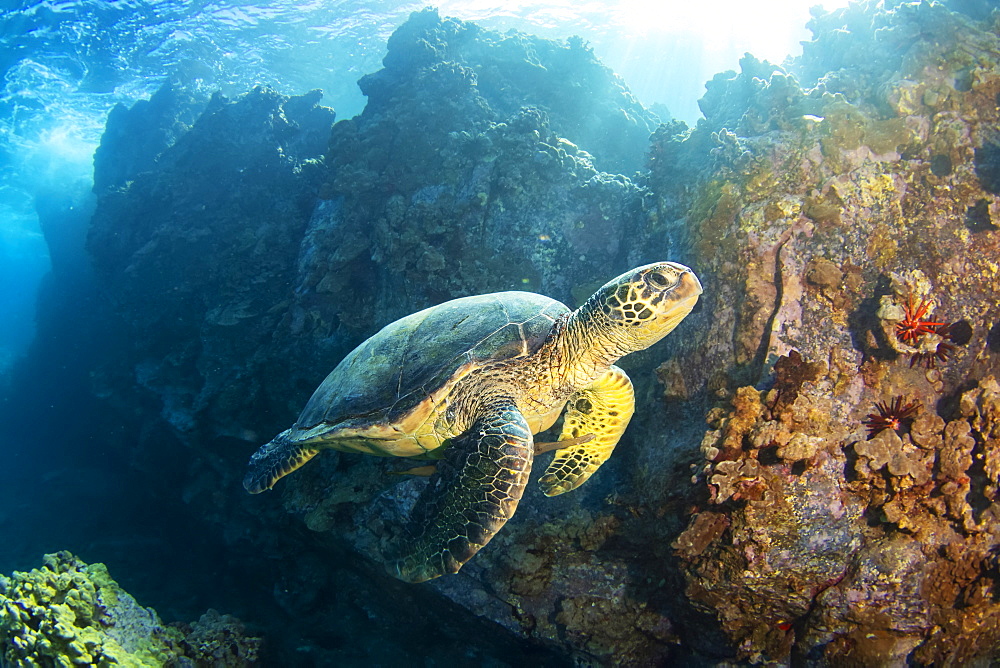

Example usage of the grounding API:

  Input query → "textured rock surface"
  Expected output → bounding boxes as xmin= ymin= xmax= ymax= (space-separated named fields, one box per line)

xmin=81 ymin=9 xmax=669 ymax=664
xmin=0 ymin=551 xmax=260 ymax=666
xmin=357 ymin=8 xmax=659 ymax=176
xmin=659 ymin=1 xmax=1000 ymax=663
xmin=21 ymin=0 xmax=1000 ymax=664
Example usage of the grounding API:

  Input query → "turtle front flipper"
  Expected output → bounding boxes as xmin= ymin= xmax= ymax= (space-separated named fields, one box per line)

xmin=386 ymin=401 xmax=533 ymax=583
xmin=539 ymin=365 xmax=635 ymax=496
xmin=243 ymin=429 xmax=320 ymax=494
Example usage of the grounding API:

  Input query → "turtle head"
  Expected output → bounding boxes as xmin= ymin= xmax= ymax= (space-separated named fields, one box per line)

xmin=584 ymin=261 xmax=702 ymax=353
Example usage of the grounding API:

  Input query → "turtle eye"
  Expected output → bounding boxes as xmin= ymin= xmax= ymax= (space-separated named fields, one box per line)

xmin=647 ymin=271 xmax=672 ymax=289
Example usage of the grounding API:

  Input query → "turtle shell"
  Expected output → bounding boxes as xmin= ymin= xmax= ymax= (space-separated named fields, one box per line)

xmin=293 ymin=291 xmax=569 ymax=438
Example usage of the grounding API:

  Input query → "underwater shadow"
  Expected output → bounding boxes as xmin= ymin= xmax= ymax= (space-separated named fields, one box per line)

xmin=846 ymin=274 xmax=898 ymax=362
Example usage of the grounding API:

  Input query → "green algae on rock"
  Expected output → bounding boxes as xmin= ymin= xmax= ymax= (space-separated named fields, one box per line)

xmin=0 ymin=552 xmax=260 ymax=666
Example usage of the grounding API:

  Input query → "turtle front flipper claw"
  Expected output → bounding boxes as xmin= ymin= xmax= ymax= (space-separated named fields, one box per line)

xmin=386 ymin=401 xmax=533 ymax=583
xmin=243 ymin=429 xmax=319 ymax=494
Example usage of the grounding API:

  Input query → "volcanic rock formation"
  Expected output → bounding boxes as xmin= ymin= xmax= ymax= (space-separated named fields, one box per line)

xmin=9 ymin=1 xmax=1000 ymax=664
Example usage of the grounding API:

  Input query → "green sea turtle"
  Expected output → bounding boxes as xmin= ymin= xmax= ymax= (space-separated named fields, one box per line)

xmin=244 ymin=261 xmax=702 ymax=582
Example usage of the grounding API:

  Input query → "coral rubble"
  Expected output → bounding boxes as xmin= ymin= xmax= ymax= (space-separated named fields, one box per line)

xmin=0 ymin=552 xmax=260 ymax=666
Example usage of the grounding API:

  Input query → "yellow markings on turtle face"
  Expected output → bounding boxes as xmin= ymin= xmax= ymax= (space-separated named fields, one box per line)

xmin=602 ymin=280 xmax=665 ymax=327
xmin=592 ymin=264 xmax=701 ymax=343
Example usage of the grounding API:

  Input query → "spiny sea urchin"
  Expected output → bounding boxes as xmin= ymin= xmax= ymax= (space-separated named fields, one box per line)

xmin=862 ymin=396 xmax=921 ymax=439
xmin=895 ymin=296 xmax=945 ymax=344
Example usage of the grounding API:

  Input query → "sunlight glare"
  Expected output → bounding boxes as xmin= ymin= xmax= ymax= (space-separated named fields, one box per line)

xmin=31 ymin=122 xmax=99 ymax=183
xmin=39 ymin=125 xmax=94 ymax=164
xmin=612 ymin=0 xmax=854 ymax=61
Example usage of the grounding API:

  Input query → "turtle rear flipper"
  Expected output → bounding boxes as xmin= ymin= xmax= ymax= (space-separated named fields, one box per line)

xmin=243 ymin=429 xmax=320 ymax=494
xmin=386 ymin=402 xmax=533 ymax=583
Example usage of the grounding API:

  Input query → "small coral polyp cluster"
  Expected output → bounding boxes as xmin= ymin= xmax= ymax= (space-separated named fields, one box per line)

xmin=681 ymin=368 xmax=1000 ymax=664
xmin=0 ymin=552 xmax=260 ymax=666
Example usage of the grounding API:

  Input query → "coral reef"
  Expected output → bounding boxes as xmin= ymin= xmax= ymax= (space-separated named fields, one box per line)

xmin=0 ymin=551 xmax=260 ymax=666
xmin=27 ymin=0 xmax=1000 ymax=663
xmin=660 ymin=0 xmax=1000 ymax=662
xmin=677 ymin=374 xmax=1000 ymax=663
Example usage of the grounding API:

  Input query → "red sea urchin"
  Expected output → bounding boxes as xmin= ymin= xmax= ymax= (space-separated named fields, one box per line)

xmin=909 ymin=322 xmax=957 ymax=368
xmin=862 ymin=396 xmax=921 ymax=439
xmin=896 ymin=296 xmax=946 ymax=344
xmin=894 ymin=296 xmax=971 ymax=369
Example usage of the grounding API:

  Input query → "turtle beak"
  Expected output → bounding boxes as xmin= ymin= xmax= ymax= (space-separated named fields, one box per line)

xmin=653 ymin=262 xmax=702 ymax=307
xmin=656 ymin=267 xmax=702 ymax=333
xmin=676 ymin=268 xmax=703 ymax=302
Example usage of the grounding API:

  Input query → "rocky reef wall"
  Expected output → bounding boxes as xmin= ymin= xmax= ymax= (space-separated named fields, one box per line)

xmin=22 ymin=1 xmax=1000 ymax=664
xmin=80 ymin=8 xmax=669 ymax=664
xmin=657 ymin=0 xmax=1000 ymax=663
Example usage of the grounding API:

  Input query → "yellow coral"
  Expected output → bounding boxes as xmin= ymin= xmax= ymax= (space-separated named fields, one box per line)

xmin=0 ymin=552 xmax=184 ymax=667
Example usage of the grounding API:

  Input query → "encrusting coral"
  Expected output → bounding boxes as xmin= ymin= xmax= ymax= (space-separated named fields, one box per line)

xmin=660 ymin=0 xmax=1000 ymax=662
xmin=0 ymin=552 xmax=260 ymax=666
